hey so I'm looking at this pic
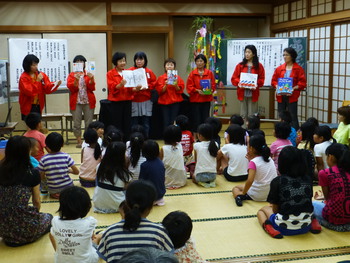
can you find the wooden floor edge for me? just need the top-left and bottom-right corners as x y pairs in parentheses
(210, 246), (350, 263)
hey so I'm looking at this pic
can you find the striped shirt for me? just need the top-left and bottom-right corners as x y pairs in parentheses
(38, 152), (74, 193)
(97, 219), (174, 262)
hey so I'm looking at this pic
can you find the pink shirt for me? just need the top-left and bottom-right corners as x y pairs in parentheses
(319, 166), (350, 225)
(270, 139), (293, 172)
(24, 129), (46, 161)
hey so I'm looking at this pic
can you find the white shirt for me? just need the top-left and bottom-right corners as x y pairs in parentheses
(314, 140), (332, 169)
(51, 216), (99, 263)
(162, 143), (187, 188)
(194, 141), (217, 175)
(221, 143), (248, 176)
(247, 156), (277, 201)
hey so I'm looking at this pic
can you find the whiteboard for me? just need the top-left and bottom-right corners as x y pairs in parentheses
(226, 39), (288, 86)
(8, 38), (69, 91)
(216, 37), (308, 86)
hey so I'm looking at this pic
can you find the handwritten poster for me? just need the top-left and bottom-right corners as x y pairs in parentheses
(8, 38), (69, 91)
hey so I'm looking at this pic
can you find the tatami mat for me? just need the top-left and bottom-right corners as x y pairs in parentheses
(1, 123), (350, 263)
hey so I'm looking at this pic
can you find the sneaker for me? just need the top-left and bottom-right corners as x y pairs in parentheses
(263, 222), (283, 239)
(235, 196), (243, 207)
(310, 218), (322, 234)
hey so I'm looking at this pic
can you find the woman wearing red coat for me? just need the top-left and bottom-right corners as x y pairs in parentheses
(156, 58), (185, 133)
(129, 52), (157, 138)
(271, 47), (306, 130)
(231, 45), (265, 120)
(19, 54), (61, 120)
(186, 54), (216, 136)
(106, 52), (133, 140)
(67, 55), (96, 147)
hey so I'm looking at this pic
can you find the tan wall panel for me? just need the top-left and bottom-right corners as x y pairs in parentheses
(0, 2), (106, 26)
(112, 15), (169, 27)
(111, 3), (272, 14)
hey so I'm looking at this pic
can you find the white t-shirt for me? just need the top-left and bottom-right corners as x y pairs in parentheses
(162, 143), (187, 188)
(221, 143), (248, 176)
(51, 216), (99, 263)
(126, 142), (146, 181)
(194, 141), (217, 175)
(247, 156), (277, 201)
(314, 140), (332, 169)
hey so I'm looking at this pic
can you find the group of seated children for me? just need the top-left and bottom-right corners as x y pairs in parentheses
(50, 180), (208, 263)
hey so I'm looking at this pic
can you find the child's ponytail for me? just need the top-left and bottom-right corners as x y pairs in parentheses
(83, 128), (101, 160)
(130, 132), (144, 168)
(338, 148), (350, 173)
(94, 143), (102, 160)
(197, 123), (218, 157)
(123, 180), (156, 232)
(249, 134), (270, 162)
(208, 139), (218, 157)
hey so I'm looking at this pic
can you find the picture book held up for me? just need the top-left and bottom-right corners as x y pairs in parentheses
(200, 79), (212, 95)
(167, 70), (178, 85)
(277, 77), (293, 95)
(239, 72), (258, 89)
(123, 68), (148, 89)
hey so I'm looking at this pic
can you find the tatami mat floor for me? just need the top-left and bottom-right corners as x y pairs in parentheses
(1, 123), (350, 262)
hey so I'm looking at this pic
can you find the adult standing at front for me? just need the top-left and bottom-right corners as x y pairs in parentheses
(0, 136), (52, 247)
(107, 52), (133, 140)
(231, 45), (265, 119)
(156, 58), (185, 133)
(129, 52), (157, 138)
(19, 54), (61, 120)
(186, 54), (216, 138)
(67, 55), (96, 148)
(271, 47), (306, 130)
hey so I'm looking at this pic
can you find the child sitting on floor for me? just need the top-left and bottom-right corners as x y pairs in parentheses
(232, 134), (277, 206)
(79, 128), (102, 187)
(217, 124), (248, 182)
(270, 122), (292, 173)
(139, 140), (167, 206)
(28, 137), (40, 168)
(162, 211), (208, 263)
(50, 186), (100, 263)
(257, 146), (321, 239)
(193, 123), (219, 188)
(24, 112), (48, 161)
(38, 132), (79, 199)
(333, 106), (350, 146)
(313, 125), (336, 172)
(313, 143), (350, 231)
(279, 110), (297, 147)
(160, 125), (187, 189)
(126, 132), (146, 181)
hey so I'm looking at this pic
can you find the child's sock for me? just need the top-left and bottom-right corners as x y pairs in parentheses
(310, 218), (322, 234)
(263, 220), (283, 239)
(235, 195), (243, 207)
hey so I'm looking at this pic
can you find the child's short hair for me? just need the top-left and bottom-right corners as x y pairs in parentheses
(175, 115), (190, 131)
(230, 114), (244, 126)
(274, 122), (291, 140)
(142, 140), (159, 160)
(337, 106), (350, 125)
(226, 124), (245, 145)
(162, 211), (192, 249)
(88, 121), (105, 130)
(247, 115), (260, 130)
(163, 125), (182, 145)
(58, 186), (91, 220)
(45, 132), (64, 152)
(279, 110), (292, 124)
(25, 112), (42, 130)
(205, 116), (222, 136)
(314, 125), (335, 142)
